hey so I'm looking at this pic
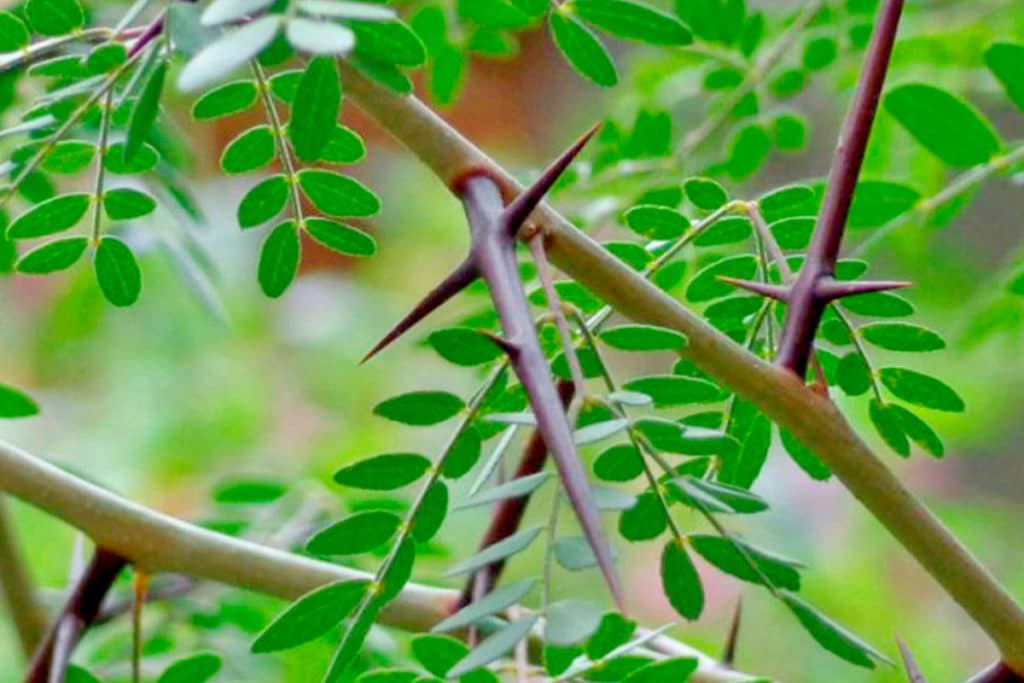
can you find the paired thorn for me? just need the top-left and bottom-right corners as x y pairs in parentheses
(896, 637), (927, 683)
(721, 598), (743, 667)
(721, 276), (910, 305)
(361, 259), (478, 364)
(501, 123), (601, 237)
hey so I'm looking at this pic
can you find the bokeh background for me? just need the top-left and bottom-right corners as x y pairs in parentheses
(3, 0), (1024, 680)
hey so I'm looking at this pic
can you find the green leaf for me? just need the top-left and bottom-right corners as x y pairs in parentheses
(661, 540), (703, 620)
(684, 177), (728, 210)
(321, 125), (366, 164)
(297, 0), (395, 20)
(178, 16), (282, 92)
(325, 600), (380, 681)
(258, 220), (300, 298)
(8, 194), (91, 239)
(95, 236), (142, 307)
(351, 21), (426, 67)
(574, 418), (628, 445)
(374, 390), (464, 425)
(88, 41), (127, 74)
(770, 216), (814, 249)
(554, 535), (608, 571)
(779, 427), (831, 480)
(985, 42), (1024, 113)
(885, 83), (1001, 167)
(569, 0), (692, 46)
(848, 181), (919, 229)
(220, 125), (276, 174)
(0, 384), (39, 418)
(600, 324), (687, 352)
(727, 124), (772, 179)
(380, 536), (416, 601)
(16, 237), (88, 274)
(290, 56), (341, 162)
(859, 322), (944, 352)
(251, 580), (367, 653)
(125, 61), (167, 163)
(431, 578), (536, 634)
(444, 526), (542, 577)
(622, 375), (719, 407)
(307, 510), (401, 555)
(442, 427), (481, 479)
(286, 18), (356, 55)
(428, 327), (504, 366)
(104, 142), (160, 174)
(298, 169), (380, 217)
(212, 479), (286, 504)
(618, 491), (666, 541)
(758, 184), (815, 222)
(450, 614), (539, 677)
(304, 218), (376, 257)
(585, 612), (636, 660)
(624, 658), (699, 683)
(890, 404), (944, 458)
(238, 175), (289, 228)
(803, 35), (837, 70)
(869, 399), (909, 457)
(686, 255), (757, 302)
(26, 0), (85, 36)
(356, 671), (417, 683)
(103, 188), (157, 220)
(457, 0), (532, 29)
(689, 534), (802, 591)
(65, 666), (101, 683)
(334, 453), (432, 490)
(549, 11), (617, 87)
(412, 635), (471, 677)
(269, 69), (303, 104)
(41, 141), (96, 174)
(192, 80), (259, 120)
(841, 291), (914, 317)
(593, 444), (643, 482)
(459, 473), (550, 511)
(0, 12), (29, 52)
(545, 599), (603, 647)
(623, 205), (689, 240)
(879, 368), (964, 413)
(413, 480), (448, 542)
(157, 653), (222, 683)
(782, 593), (884, 668)
(671, 476), (769, 514)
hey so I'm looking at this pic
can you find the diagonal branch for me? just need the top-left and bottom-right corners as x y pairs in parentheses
(335, 44), (1024, 673)
(774, 0), (905, 375)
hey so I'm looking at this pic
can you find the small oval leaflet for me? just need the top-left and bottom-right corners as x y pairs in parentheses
(0, 383), (39, 418)
(298, 169), (381, 218)
(334, 452), (431, 490)
(156, 652), (222, 683)
(600, 324), (687, 352)
(103, 188), (157, 221)
(304, 218), (376, 257)
(16, 237), (88, 274)
(661, 541), (703, 620)
(448, 614), (539, 678)
(548, 10), (617, 87)
(307, 509), (402, 555)
(95, 236), (142, 307)
(286, 17), (356, 55)
(444, 526), (542, 577)
(431, 577), (536, 634)
(374, 390), (464, 426)
(238, 175), (289, 228)
(221, 125), (276, 175)
(257, 220), (300, 298)
(8, 193), (91, 239)
(251, 580), (368, 653)
(192, 80), (259, 120)
(456, 471), (550, 510)
(178, 16), (282, 92)
(290, 56), (341, 162)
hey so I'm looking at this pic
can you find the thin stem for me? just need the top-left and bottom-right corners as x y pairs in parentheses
(251, 61), (304, 224)
(530, 235), (586, 397)
(541, 489), (562, 613)
(832, 305), (885, 402)
(0, 498), (47, 658)
(131, 571), (147, 683)
(91, 89), (114, 245)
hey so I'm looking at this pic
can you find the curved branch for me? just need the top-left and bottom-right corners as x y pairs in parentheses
(0, 440), (749, 683)
(337, 57), (1024, 674)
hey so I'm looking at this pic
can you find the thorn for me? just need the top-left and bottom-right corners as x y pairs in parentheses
(717, 276), (791, 301)
(361, 259), (479, 364)
(722, 598), (743, 667)
(477, 331), (521, 357)
(815, 277), (911, 302)
(502, 123), (601, 236)
(896, 637), (928, 683)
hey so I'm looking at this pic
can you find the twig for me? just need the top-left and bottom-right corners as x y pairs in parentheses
(774, 0), (907, 376)
(0, 498), (47, 658)
(25, 548), (128, 683)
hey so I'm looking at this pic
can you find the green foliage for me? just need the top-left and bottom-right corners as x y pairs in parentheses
(252, 580), (367, 653)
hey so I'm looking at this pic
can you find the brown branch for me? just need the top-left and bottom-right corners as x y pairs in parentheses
(774, 0), (905, 375)
(25, 548), (127, 683)
(456, 380), (575, 610)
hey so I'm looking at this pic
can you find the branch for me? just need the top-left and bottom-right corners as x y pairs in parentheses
(0, 441), (748, 683)
(25, 548), (127, 683)
(0, 498), (48, 658)
(336, 41), (1024, 674)
(775, 0), (905, 375)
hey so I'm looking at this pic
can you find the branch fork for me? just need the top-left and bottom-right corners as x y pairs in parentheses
(361, 126), (624, 609)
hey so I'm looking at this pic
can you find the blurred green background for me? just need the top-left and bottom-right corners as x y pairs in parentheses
(4, 0), (1024, 681)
